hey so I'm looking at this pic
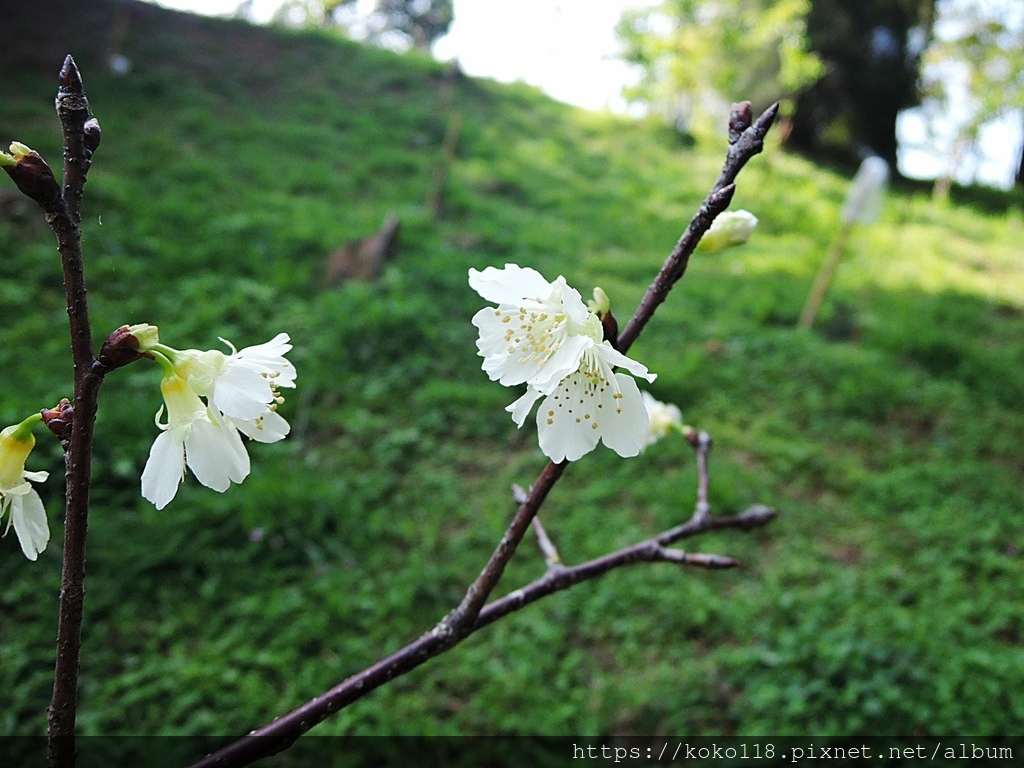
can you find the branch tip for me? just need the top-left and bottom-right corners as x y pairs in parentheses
(756, 101), (781, 134)
(711, 183), (735, 209)
(740, 504), (778, 528)
(59, 55), (83, 96)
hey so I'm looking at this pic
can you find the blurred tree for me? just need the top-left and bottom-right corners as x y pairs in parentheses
(915, 0), (1023, 195)
(616, 0), (823, 137)
(275, 0), (453, 51)
(786, 0), (938, 168)
(1018, 132), (1024, 185)
(617, 0), (940, 167)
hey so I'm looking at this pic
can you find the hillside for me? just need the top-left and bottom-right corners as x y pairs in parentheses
(2, 0), (1024, 743)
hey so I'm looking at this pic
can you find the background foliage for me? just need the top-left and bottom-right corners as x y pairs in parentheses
(617, 0), (822, 134)
(1, 0), (1023, 740)
(916, 0), (1024, 194)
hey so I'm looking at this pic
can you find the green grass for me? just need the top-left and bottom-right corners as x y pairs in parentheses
(2, 0), (1023, 741)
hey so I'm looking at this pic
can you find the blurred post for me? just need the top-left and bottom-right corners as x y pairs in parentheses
(797, 155), (888, 330)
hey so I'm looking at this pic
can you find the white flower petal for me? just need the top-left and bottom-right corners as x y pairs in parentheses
(212, 363), (278, 421)
(471, 307), (515, 358)
(3, 479), (33, 496)
(141, 429), (186, 510)
(505, 387), (543, 428)
(468, 264), (553, 305)
(231, 409), (290, 443)
(184, 414), (250, 492)
(597, 373), (651, 458)
(596, 343), (657, 383)
(232, 333), (296, 388)
(525, 333), (595, 394)
(11, 490), (49, 561)
(234, 331), (292, 359)
(549, 277), (592, 326)
(536, 371), (604, 462)
(533, 353), (653, 462)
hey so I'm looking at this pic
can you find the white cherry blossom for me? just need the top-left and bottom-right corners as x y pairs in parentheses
(507, 339), (657, 463)
(469, 264), (602, 395)
(141, 372), (251, 510)
(172, 333), (295, 429)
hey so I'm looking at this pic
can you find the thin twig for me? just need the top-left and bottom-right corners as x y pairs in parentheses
(693, 430), (712, 522)
(186, 102), (778, 768)
(617, 102), (778, 355)
(46, 55), (104, 768)
(474, 431), (776, 630)
(516, 483), (565, 569)
(442, 460), (567, 634)
(474, 504), (776, 631)
(532, 518), (563, 569)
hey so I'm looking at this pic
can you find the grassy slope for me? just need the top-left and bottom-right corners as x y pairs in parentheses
(2, 0), (1023, 738)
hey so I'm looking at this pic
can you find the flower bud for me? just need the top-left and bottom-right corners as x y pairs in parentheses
(0, 142), (61, 207)
(729, 101), (754, 144)
(83, 118), (102, 155)
(696, 210), (759, 253)
(41, 399), (74, 445)
(682, 425), (699, 448)
(588, 287), (610, 316)
(97, 323), (159, 370)
(640, 391), (683, 448)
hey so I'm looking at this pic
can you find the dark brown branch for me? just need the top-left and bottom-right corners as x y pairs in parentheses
(440, 102), (778, 633)
(186, 103), (777, 768)
(442, 460), (567, 635)
(473, 504), (776, 631)
(186, 499), (776, 768)
(713, 101), (778, 195)
(47, 55), (105, 768)
(617, 102), (778, 355)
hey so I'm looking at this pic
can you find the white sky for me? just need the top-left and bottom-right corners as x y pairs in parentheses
(147, 0), (1022, 188)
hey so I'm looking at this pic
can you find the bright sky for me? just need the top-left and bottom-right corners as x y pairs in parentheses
(147, 0), (1021, 188)
(149, 0), (652, 111)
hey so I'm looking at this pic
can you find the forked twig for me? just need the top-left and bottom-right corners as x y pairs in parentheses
(475, 504), (777, 631)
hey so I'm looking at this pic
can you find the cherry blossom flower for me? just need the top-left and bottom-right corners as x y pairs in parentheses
(0, 415), (49, 560)
(640, 391), (684, 448)
(469, 264), (603, 395)
(506, 339), (657, 463)
(150, 333), (295, 443)
(141, 371), (251, 510)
